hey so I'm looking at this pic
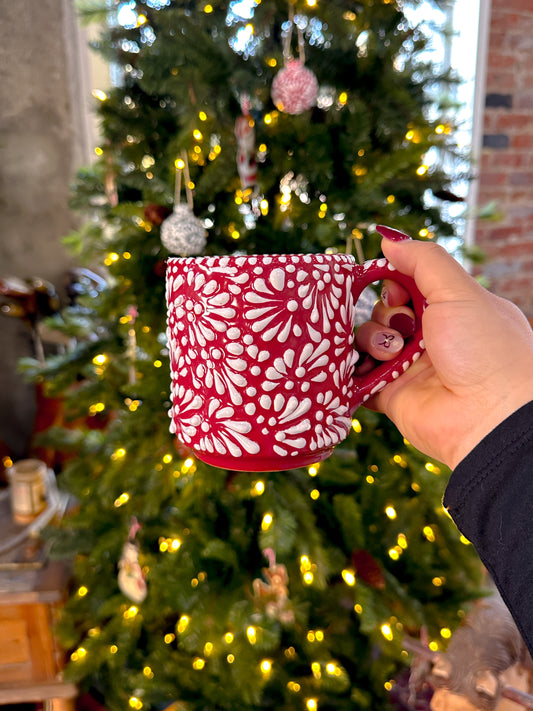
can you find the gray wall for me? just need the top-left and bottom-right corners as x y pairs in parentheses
(0, 0), (92, 459)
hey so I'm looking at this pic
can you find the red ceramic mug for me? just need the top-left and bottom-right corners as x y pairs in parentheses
(166, 248), (425, 472)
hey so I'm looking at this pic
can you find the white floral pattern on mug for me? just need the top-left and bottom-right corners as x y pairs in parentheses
(169, 271), (236, 347)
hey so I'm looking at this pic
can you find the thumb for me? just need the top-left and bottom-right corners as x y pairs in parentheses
(381, 237), (484, 306)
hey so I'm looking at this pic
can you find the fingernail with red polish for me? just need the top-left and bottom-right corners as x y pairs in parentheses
(372, 331), (403, 354)
(376, 225), (411, 242)
(389, 313), (416, 337)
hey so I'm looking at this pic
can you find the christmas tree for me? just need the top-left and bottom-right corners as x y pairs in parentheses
(29, 1), (482, 709)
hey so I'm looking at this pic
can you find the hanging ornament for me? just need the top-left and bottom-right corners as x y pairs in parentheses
(161, 204), (207, 256)
(272, 59), (318, 115)
(104, 147), (118, 208)
(118, 517), (148, 604)
(271, 6), (318, 115)
(144, 203), (172, 226)
(153, 259), (167, 278)
(174, 436), (194, 460)
(235, 95), (258, 189)
(252, 548), (295, 624)
(126, 305), (138, 386)
(160, 151), (207, 256)
(351, 549), (386, 589)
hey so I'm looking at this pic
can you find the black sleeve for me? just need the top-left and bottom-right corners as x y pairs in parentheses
(443, 400), (533, 656)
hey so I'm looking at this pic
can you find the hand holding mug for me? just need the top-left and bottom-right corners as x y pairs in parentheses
(360, 230), (533, 469)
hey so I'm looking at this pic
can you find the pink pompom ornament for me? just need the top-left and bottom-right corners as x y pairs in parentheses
(271, 59), (318, 115)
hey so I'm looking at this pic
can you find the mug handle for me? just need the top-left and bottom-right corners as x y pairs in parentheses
(349, 257), (427, 409)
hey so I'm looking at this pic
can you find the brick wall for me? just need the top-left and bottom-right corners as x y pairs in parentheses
(475, 0), (533, 318)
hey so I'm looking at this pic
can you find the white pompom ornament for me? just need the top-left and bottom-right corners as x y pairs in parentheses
(161, 204), (207, 256)
(271, 59), (318, 115)
(162, 150), (207, 256)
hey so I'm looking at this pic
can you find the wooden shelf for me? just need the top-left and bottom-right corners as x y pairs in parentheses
(0, 680), (77, 704)
(0, 479), (76, 708)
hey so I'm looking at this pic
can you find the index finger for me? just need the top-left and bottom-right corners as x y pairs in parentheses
(381, 238), (486, 305)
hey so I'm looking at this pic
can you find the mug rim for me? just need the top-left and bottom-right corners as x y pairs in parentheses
(166, 252), (356, 264)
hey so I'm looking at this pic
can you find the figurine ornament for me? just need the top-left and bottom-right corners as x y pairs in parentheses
(118, 517), (148, 604)
(252, 548), (295, 624)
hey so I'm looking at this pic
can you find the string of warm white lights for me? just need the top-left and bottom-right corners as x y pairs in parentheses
(64, 401), (468, 711)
